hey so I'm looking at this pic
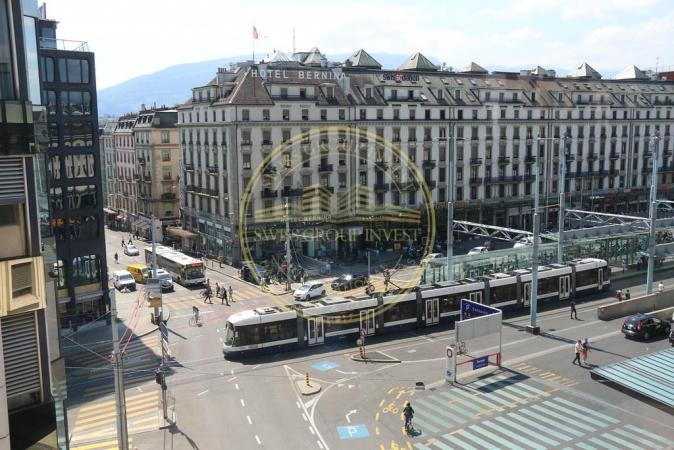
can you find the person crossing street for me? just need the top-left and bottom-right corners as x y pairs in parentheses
(403, 401), (415, 434)
(572, 339), (583, 366)
(570, 299), (578, 320)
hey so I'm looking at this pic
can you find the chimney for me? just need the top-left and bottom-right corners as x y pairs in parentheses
(140, 103), (146, 111)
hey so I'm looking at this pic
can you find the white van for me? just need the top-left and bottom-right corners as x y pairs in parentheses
(112, 270), (136, 291)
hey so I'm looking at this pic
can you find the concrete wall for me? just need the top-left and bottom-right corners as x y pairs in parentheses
(597, 289), (674, 320)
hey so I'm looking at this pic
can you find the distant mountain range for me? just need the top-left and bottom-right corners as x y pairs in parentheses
(96, 53), (567, 116)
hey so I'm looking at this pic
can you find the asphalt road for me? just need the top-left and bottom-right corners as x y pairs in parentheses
(67, 228), (674, 450)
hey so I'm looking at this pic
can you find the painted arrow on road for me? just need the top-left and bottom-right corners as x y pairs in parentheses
(345, 409), (357, 423)
(336, 369), (358, 375)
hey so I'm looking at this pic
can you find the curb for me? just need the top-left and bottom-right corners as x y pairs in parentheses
(350, 355), (401, 364)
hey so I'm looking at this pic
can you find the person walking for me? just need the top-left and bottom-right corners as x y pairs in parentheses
(114, 252), (119, 264)
(203, 283), (212, 304)
(581, 338), (590, 364)
(615, 289), (622, 302)
(121, 239), (125, 248)
(228, 285), (234, 303)
(625, 289), (631, 300)
(658, 281), (665, 294)
(570, 299), (578, 320)
(215, 282), (221, 298)
(221, 287), (229, 306)
(402, 401), (415, 434)
(572, 339), (583, 366)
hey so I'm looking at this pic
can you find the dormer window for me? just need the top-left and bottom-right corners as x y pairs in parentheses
(326, 86), (334, 98)
(408, 90), (414, 100)
(280, 88), (288, 99)
(365, 87), (372, 99)
(300, 88), (306, 99)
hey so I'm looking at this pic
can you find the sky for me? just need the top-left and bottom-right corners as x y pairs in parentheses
(44, 0), (674, 89)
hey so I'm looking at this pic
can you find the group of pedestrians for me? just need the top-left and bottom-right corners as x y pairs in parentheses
(615, 289), (631, 301)
(572, 338), (591, 366)
(203, 279), (234, 306)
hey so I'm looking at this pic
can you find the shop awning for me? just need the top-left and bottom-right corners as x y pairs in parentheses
(103, 208), (116, 215)
(167, 227), (198, 238)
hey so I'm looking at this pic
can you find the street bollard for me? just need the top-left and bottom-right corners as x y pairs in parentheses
(359, 346), (365, 359)
(305, 372), (310, 386)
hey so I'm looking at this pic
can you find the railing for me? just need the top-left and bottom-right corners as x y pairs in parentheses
(39, 37), (89, 52)
(281, 187), (304, 197)
(470, 158), (483, 165)
(374, 183), (389, 192)
(422, 160), (436, 168)
(207, 165), (218, 174)
(498, 156), (510, 164)
(161, 193), (176, 201)
(318, 164), (334, 172)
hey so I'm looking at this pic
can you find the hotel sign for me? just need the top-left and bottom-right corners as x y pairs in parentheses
(379, 71), (419, 83)
(251, 69), (345, 81)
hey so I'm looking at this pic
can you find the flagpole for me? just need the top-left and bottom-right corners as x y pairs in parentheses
(252, 25), (255, 63)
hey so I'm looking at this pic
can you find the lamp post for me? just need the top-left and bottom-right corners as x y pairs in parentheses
(646, 132), (660, 294)
(558, 133), (571, 263)
(445, 135), (465, 282)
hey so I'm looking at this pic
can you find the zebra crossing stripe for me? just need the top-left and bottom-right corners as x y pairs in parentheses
(481, 420), (547, 450)
(409, 414), (441, 434)
(433, 396), (476, 421)
(450, 428), (499, 450)
(493, 416), (559, 448)
(600, 431), (647, 449)
(468, 424), (525, 450)
(506, 411), (574, 442)
(611, 427), (660, 448)
(415, 398), (466, 425)
(587, 436), (623, 450)
(519, 407), (584, 436)
(624, 424), (672, 446)
(541, 400), (610, 429)
(410, 408), (444, 433)
(575, 443), (598, 450)
(551, 398), (620, 424)
(451, 388), (504, 412)
(440, 433), (478, 450)
(437, 392), (486, 413)
(413, 443), (433, 450)
(529, 404), (597, 433)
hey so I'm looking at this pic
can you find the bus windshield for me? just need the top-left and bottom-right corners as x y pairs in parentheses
(184, 265), (204, 280)
(224, 322), (235, 346)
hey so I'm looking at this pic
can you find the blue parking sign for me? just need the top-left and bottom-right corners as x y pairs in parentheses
(337, 425), (369, 439)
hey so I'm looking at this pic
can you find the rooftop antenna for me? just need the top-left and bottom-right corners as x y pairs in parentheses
(655, 56), (659, 75)
(292, 28), (296, 54)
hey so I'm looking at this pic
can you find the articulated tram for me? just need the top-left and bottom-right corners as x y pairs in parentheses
(222, 258), (609, 358)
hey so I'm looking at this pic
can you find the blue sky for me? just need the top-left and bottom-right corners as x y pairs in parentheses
(46, 0), (673, 88)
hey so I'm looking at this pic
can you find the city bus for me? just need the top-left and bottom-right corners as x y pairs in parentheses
(145, 244), (205, 286)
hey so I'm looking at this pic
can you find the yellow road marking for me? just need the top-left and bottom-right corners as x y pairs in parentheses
(376, 426), (380, 435)
(376, 412), (380, 421)
(70, 439), (132, 450)
(450, 428), (464, 435)
(78, 391), (158, 413)
(379, 399), (385, 408)
(73, 405), (157, 433)
(387, 387), (395, 394)
(77, 397), (158, 422)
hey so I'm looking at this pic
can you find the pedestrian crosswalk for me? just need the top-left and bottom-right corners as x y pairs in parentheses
(412, 373), (672, 450)
(511, 361), (580, 387)
(65, 333), (160, 397)
(70, 438), (133, 450)
(68, 390), (159, 447)
(162, 285), (271, 311)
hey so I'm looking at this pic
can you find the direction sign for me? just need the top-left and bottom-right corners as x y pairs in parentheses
(472, 355), (489, 370)
(445, 345), (456, 383)
(460, 298), (500, 321)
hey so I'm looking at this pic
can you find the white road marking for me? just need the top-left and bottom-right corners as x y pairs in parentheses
(227, 376), (237, 382)
(295, 401), (302, 409)
(219, 337), (223, 343)
(173, 310), (215, 319)
(308, 426), (315, 435)
(408, 349), (417, 353)
(240, 398), (246, 407)
(247, 415), (252, 425)
(302, 413), (308, 421)
(317, 440), (324, 449)
(197, 389), (209, 396)
(230, 369), (234, 375)
(235, 384), (239, 390)
(255, 435), (261, 445)
(251, 364), (260, 370)
(136, 387), (143, 392)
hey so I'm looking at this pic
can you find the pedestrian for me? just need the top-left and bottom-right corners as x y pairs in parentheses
(572, 339), (583, 366)
(300, 275), (305, 285)
(581, 338), (590, 363)
(658, 282), (665, 294)
(128, 237), (133, 245)
(203, 282), (212, 304)
(221, 287), (229, 306)
(615, 289), (623, 302)
(625, 289), (631, 300)
(228, 285), (233, 302)
(570, 299), (578, 320)
(121, 239), (125, 248)
(114, 252), (119, 264)
(215, 282), (220, 298)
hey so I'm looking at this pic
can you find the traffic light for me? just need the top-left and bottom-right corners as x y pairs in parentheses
(155, 368), (166, 390)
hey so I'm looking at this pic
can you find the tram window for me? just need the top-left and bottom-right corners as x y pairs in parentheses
(575, 269), (595, 287)
(538, 278), (557, 294)
(326, 312), (360, 333)
(439, 296), (460, 314)
(260, 319), (296, 342)
(237, 325), (261, 346)
(490, 284), (517, 304)
(383, 301), (416, 323)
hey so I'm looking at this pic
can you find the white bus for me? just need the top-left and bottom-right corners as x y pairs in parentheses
(145, 245), (205, 286)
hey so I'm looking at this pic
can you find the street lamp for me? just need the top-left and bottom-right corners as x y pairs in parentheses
(558, 133), (572, 263)
(646, 132), (660, 294)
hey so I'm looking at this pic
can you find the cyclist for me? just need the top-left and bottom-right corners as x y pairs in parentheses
(403, 401), (414, 434)
(192, 306), (200, 324)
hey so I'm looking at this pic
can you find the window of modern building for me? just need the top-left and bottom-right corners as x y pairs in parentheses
(40, 56), (55, 83)
(65, 154), (95, 178)
(68, 215), (99, 241)
(48, 155), (61, 181)
(71, 255), (101, 286)
(61, 90), (92, 115)
(66, 185), (97, 211)
(63, 121), (94, 147)
(58, 58), (90, 84)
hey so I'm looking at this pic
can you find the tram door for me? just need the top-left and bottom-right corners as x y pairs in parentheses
(598, 269), (604, 290)
(523, 282), (532, 307)
(359, 309), (375, 336)
(425, 299), (439, 325)
(469, 291), (483, 304)
(559, 275), (571, 300)
(308, 317), (324, 345)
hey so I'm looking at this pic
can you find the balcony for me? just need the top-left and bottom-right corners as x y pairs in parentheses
(318, 163), (334, 173)
(498, 156), (510, 164)
(424, 180), (437, 189)
(281, 187), (304, 197)
(184, 163), (194, 171)
(660, 165), (674, 173)
(207, 165), (219, 174)
(469, 177), (483, 184)
(470, 157), (483, 165)
(261, 189), (278, 199)
(261, 140), (273, 150)
(422, 160), (436, 169)
(374, 161), (389, 170)
(39, 37), (89, 52)
(138, 157), (146, 165)
(609, 152), (620, 160)
(374, 183), (389, 192)
(263, 166), (277, 175)
(524, 154), (535, 163)
(161, 192), (176, 201)
(587, 153), (598, 161)
(401, 181), (419, 191)
(207, 188), (219, 197)
(521, 174), (535, 181)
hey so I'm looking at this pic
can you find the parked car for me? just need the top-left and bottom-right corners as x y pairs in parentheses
(124, 244), (140, 256)
(112, 270), (136, 291)
(293, 283), (326, 301)
(421, 253), (444, 265)
(331, 273), (368, 291)
(155, 269), (174, 292)
(669, 327), (674, 345)
(621, 314), (671, 340)
(467, 246), (489, 256)
(127, 264), (149, 283)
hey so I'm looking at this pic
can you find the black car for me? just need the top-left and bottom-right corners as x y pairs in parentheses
(621, 314), (671, 340)
(331, 273), (368, 291)
(669, 327), (674, 345)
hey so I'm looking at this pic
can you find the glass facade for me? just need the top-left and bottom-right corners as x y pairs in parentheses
(0, 0), (13, 99)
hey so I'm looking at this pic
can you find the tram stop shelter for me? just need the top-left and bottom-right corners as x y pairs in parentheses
(590, 347), (674, 410)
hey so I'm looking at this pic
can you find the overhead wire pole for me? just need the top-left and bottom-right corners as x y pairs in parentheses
(646, 132), (660, 294)
(558, 133), (571, 263)
(446, 133), (458, 282)
(285, 198), (292, 291)
(110, 287), (129, 450)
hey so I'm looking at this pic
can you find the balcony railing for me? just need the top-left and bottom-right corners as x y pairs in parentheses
(422, 160), (436, 168)
(39, 37), (89, 52)
(470, 158), (483, 165)
(498, 156), (510, 164)
(281, 187), (304, 197)
(261, 189), (277, 199)
(207, 165), (219, 174)
(318, 164), (334, 173)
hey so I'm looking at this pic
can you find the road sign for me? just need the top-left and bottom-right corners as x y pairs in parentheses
(472, 355), (489, 370)
(460, 298), (500, 320)
(445, 345), (456, 383)
(148, 298), (161, 308)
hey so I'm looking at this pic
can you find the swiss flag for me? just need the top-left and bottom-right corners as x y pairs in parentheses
(252, 26), (259, 39)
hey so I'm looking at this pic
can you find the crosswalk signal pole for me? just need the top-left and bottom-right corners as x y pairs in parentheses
(111, 288), (129, 450)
